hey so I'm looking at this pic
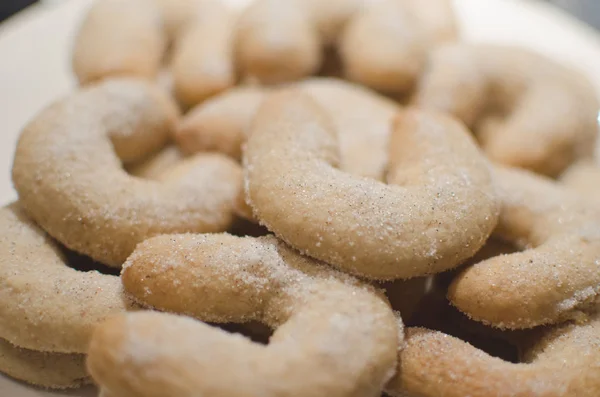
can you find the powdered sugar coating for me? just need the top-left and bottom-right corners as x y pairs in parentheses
(177, 78), (400, 181)
(12, 79), (242, 267)
(244, 90), (498, 279)
(388, 313), (600, 397)
(415, 44), (599, 176)
(301, 78), (398, 180)
(0, 204), (131, 353)
(449, 166), (600, 328)
(88, 233), (398, 397)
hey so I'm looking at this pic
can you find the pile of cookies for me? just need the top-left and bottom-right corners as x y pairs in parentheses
(1, 0), (599, 396)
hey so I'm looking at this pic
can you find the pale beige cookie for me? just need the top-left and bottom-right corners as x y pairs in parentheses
(126, 145), (185, 179)
(559, 160), (600, 200)
(12, 79), (242, 267)
(170, 1), (237, 109)
(235, 0), (321, 84)
(388, 313), (600, 397)
(234, 0), (362, 84)
(89, 234), (398, 397)
(175, 87), (267, 160)
(153, 0), (204, 42)
(72, 0), (167, 84)
(403, 0), (458, 44)
(415, 44), (599, 176)
(0, 338), (90, 389)
(127, 145), (251, 221)
(449, 166), (600, 328)
(340, 0), (427, 93)
(300, 78), (399, 180)
(99, 389), (119, 397)
(304, 0), (364, 45)
(177, 78), (399, 179)
(244, 90), (498, 279)
(0, 204), (131, 353)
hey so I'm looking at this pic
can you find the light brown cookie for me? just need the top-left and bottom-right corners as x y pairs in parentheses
(415, 44), (599, 176)
(449, 166), (600, 328)
(389, 313), (600, 397)
(12, 79), (242, 267)
(72, 0), (166, 84)
(170, 1), (237, 108)
(89, 234), (398, 397)
(0, 338), (90, 389)
(0, 203), (130, 353)
(176, 78), (399, 179)
(244, 90), (498, 279)
(560, 160), (600, 200)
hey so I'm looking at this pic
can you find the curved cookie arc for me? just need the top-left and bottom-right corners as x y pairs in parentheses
(415, 44), (599, 176)
(12, 78), (242, 267)
(449, 166), (600, 328)
(0, 203), (130, 353)
(244, 90), (498, 279)
(90, 233), (398, 397)
(389, 314), (600, 397)
(0, 338), (90, 389)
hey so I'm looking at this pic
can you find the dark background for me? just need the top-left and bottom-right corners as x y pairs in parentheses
(0, 0), (38, 22)
(0, 0), (599, 28)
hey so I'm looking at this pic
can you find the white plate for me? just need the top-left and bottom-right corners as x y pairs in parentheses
(0, 0), (599, 396)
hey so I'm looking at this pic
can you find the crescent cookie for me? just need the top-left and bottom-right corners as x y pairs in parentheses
(234, 0), (362, 84)
(72, 0), (166, 84)
(340, 0), (457, 94)
(0, 338), (90, 389)
(12, 79), (242, 267)
(449, 166), (600, 329)
(244, 90), (498, 279)
(88, 233), (399, 397)
(176, 78), (400, 180)
(0, 203), (131, 353)
(389, 313), (600, 397)
(415, 44), (599, 176)
(170, 1), (237, 108)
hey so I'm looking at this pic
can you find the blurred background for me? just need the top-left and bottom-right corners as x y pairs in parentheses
(550, 0), (600, 28)
(1, 0), (600, 29)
